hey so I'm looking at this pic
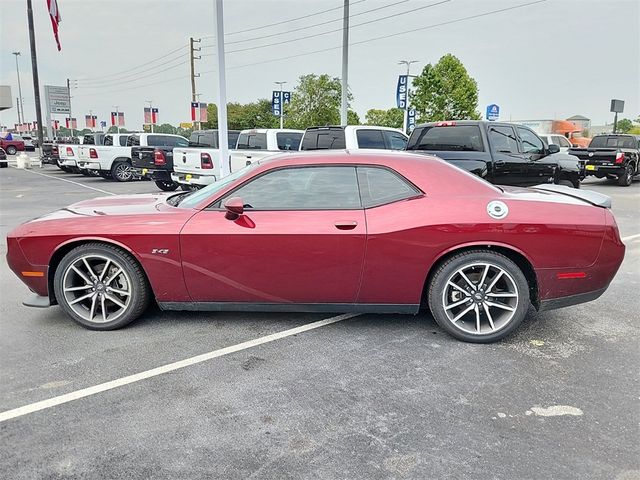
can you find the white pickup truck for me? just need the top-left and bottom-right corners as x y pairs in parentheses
(59, 133), (105, 174)
(77, 133), (132, 180)
(171, 129), (240, 190)
(299, 125), (408, 151)
(230, 128), (304, 172)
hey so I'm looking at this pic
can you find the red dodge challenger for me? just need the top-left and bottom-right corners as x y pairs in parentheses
(6, 151), (625, 342)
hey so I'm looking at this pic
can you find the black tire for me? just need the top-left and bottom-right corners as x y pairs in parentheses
(180, 184), (200, 191)
(111, 160), (133, 182)
(61, 166), (72, 173)
(6, 146), (17, 155)
(98, 171), (112, 179)
(155, 180), (179, 191)
(79, 169), (91, 176)
(53, 243), (151, 330)
(618, 163), (634, 186)
(56, 159), (65, 171)
(427, 250), (530, 343)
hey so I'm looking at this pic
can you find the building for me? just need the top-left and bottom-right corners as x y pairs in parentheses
(566, 115), (591, 132)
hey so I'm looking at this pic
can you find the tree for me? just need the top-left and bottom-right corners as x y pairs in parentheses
(287, 74), (353, 128)
(106, 126), (131, 134)
(615, 118), (633, 134)
(203, 100), (279, 130)
(411, 54), (481, 122)
(365, 108), (404, 128)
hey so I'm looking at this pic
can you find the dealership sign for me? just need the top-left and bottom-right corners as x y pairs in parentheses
(44, 85), (71, 114)
(272, 90), (291, 116)
(396, 75), (408, 109)
(486, 104), (500, 121)
(408, 108), (416, 132)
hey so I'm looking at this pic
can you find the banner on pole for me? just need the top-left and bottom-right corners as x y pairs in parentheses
(191, 102), (207, 122)
(396, 75), (408, 109)
(65, 117), (77, 129)
(408, 108), (416, 132)
(144, 108), (152, 124)
(152, 108), (158, 124)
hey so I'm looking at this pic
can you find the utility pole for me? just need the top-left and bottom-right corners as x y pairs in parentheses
(214, 0), (230, 177)
(398, 60), (418, 134)
(12, 52), (24, 126)
(275, 81), (286, 129)
(146, 100), (154, 133)
(66, 78), (75, 137)
(340, 0), (349, 126)
(26, 0), (44, 150)
(112, 106), (119, 133)
(190, 37), (201, 130)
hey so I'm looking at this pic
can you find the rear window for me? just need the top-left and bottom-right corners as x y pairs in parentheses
(126, 135), (140, 146)
(589, 136), (636, 148)
(300, 129), (346, 150)
(104, 135), (113, 146)
(276, 132), (302, 150)
(83, 135), (95, 145)
(356, 129), (386, 149)
(407, 125), (484, 152)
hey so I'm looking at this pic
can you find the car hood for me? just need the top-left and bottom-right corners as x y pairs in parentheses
(28, 193), (180, 222)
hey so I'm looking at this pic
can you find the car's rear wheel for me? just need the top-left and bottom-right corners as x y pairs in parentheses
(428, 250), (530, 343)
(618, 164), (634, 186)
(180, 184), (200, 191)
(53, 243), (151, 330)
(155, 180), (179, 191)
(111, 160), (133, 182)
(6, 146), (17, 155)
(98, 171), (112, 179)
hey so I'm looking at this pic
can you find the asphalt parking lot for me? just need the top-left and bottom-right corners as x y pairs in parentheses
(1, 158), (639, 479)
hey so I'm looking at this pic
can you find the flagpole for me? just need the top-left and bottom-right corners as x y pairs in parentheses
(215, 0), (230, 177)
(26, 0), (44, 152)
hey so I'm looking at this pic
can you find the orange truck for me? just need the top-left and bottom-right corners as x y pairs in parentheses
(512, 120), (591, 147)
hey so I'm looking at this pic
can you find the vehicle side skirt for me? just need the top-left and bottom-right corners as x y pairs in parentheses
(158, 302), (420, 315)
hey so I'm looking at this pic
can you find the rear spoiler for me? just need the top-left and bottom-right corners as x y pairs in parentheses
(532, 184), (611, 208)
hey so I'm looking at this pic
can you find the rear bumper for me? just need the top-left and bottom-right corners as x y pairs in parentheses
(41, 156), (59, 164)
(584, 165), (625, 177)
(77, 161), (101, 170)
(538, 287), (606, 311)
(133, 167), (171, 181)
(62, 159), (77, 167)
(23, 294), (52, 308)
(171, 172), (217, 186)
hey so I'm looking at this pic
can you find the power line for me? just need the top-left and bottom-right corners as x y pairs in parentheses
(74, 58), (189, 88)
(220, 0), (451, 56)
(72, 74), (190, 98)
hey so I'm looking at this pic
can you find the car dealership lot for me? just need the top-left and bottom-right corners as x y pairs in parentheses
(1, 163), (638, 479)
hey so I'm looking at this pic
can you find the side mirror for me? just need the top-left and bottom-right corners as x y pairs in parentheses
(547, 144), (560, 154)
(224, 197), (244, 220)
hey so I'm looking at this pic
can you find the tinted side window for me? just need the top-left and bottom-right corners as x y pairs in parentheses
(357, 167), (420, 208)
(83, 135), (95, 145)
(300, 130), (346, 150)
(356, 130), (386, 149)
(126, 135), (140, 146)
(147, 135), (165, 146)
(384, 131), (408, 150)
(489, 126), (519, 154)
(203, 133), (216, 148)
(517, 127), (544, 154)
(276, 132), (302, 150)
(236, 133), (250, 149)
(248, 133), (267, 149)
(119, 136), (128, 146)
(103, 135), (113, 146)
(407, 126), (484, 151)
(228, 132), (240, 149)
(230, 166), (361, 210)
(175, 137), (189, 148)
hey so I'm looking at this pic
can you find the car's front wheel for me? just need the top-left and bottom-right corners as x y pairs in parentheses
(428, 250), (530, 343)
(6, 146), (17, 155)
(53, 243), (151, 330)
(111, 160), (133, 182)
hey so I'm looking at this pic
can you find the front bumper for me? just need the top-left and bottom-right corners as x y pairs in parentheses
(171, 172), (216, 186)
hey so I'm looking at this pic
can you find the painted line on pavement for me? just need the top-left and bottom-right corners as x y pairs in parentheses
(0, 313), (359, 423)
(621, 233), (640, 243)
(11, 166), (117, 196)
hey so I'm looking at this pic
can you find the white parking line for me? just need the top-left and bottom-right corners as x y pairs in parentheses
(13, 167), (117, 196)
(0, 313), (359, 423)
(622, 233), (640, 243)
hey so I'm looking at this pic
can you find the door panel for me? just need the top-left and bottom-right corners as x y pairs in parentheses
(180, 210), (366, 303)
(487, 125), (528, 185)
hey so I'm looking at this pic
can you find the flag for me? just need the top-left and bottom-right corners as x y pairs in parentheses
(47, 0), (62, 51)
(66, 117), (77, 129)
(151, 107), (158, 124)
(190, 102), (198, 122)
(144, 108), (152, 124)
(86, 115), (96, 128)
(53, 120), (60, 130)
(110, 112), (117, 126)
(118, 112), (125, 126)
(199, 103), (207, 122)
(111, 112), (124, 126)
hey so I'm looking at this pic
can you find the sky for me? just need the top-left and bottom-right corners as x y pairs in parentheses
(0, 0), (638, 131)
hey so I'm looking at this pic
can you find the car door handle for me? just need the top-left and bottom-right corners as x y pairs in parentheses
(335, 221), (358, 230)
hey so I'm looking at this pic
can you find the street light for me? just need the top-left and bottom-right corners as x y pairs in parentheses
(398, 60), (418, 133)
(274, 81), (287, 129)
(12, 52), (24, 125)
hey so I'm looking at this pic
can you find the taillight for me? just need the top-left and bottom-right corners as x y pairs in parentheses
(66, 147), (73, 156)
(52, 146), (58, 154)
(436, 121), (456, 127)
(615, 152), (624, 164)
(201, 152), (213, 169)
(89, 148), (98, 159)
(154, 149), (166, 166)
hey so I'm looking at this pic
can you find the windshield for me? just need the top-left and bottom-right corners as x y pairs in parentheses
(176, 163), (260, 209)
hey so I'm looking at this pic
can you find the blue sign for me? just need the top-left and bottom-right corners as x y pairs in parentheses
(408, 108), (416, 132)
(486, 104), (500, 121)
(272, 91), (281, 116)
(396, 75), (408, 109)
(282, 91), (291, 105)
(100, 121), (107, 128)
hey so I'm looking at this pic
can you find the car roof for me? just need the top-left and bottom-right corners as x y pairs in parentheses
(304, 125), (405, 133)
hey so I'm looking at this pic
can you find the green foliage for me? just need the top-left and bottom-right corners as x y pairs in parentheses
(412, 54), (481, 122)
(365, 108), (404, 128)
(287, 74), (352, 128)
(203, 100), (279, 130)
(106, 126), (131, 134)
(347, 110), (360, 125)
(628, 126), (640, 135)
(615, 118), (633, 134)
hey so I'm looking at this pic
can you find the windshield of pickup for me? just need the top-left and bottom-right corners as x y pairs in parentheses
(406, 125), (484, 151)
(174, 162), (261, 208)
(589, 135), (636, 148)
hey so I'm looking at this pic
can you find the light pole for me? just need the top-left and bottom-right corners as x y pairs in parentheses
(340, 0), (349, 126)
(274, 81), (286, 129)
(398, 60), (418, 133)
(12, 52), (24, 125)
(145, 100), (154, 133)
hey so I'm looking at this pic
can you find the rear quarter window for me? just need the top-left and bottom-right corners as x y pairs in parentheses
(276, 132), (302, 150)
(407, 125), (484, 152)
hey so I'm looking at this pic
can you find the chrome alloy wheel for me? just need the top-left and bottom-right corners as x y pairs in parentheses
(114, 162), (132, 181)
(61, 254), (132, 323)
(442, 262), (519, 335)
